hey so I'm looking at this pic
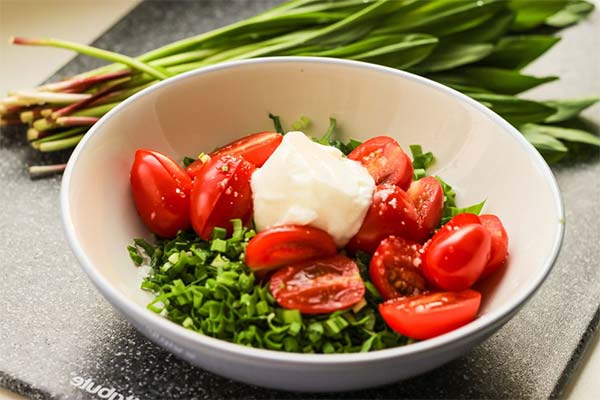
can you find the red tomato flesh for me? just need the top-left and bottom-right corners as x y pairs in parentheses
(347, 184), (419, 254)
(407, 176), (444, 242)
(245, 225), (337, 272)
(186, 158), (208, 181)
(270, 255), (365, 314)
(189, 154), (255, 240)
(212, 131), (282, 167)
(348, 136), (413, 190)
(186, 131), (281, 180)
(422, 214), (491, 291)
(379, 290), (482, 339)
(130, 149), (192, 238)
(370, 236), (427, 300)
(479, 214), (509, 279)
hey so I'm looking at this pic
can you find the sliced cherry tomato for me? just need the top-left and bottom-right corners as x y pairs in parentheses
(130, 149), (192, 238)
(479, 214), (509, 279)
(186, 157), (209, 181)
(245, 225), (337, 272)
(407, 176), (444, 241)
(379, 290), (481, 340)
(422, 214), (491, 291)
(190, 154), (255, 240)
(370, 236), (427, 300)
(347, 184), (419, 254)
(270, 255), (365, 314)
(444, 213), (481, 228)
(212, 131), (282, 167)
(348, 136), (413, 190)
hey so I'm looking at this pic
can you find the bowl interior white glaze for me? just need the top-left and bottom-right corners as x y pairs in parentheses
(62, 58), (563, 391)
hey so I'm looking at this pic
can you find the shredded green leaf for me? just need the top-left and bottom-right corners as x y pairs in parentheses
(435, 176), (486, 225)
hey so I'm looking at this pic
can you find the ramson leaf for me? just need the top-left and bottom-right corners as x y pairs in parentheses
(378, 0), (505, 37)
(481, 35), (560, 70)
(509, 0), (568, 31)
(545, 0), (595, 27)
(520, 123), (600, 147)
(467, 93), (557, 125)
(411, 43), (494, 73)
(444, 9), (515, 43)
(543, 97), (600, 123)
(433, 67), (558, 95)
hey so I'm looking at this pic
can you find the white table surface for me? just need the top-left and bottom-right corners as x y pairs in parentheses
(0, 1), (598, 399)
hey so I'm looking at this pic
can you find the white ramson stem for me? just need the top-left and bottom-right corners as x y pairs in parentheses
(28, 163), (67, 178)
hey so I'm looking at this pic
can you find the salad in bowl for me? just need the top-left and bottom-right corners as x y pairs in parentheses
(61, 57), (562, 391)
(127, 115), (509, 353)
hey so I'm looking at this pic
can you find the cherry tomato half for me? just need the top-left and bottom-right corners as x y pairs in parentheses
(130, 149), (192, 238)
(422, 214), (491, 291)
(270, 255), (365, 314)
(407, 176), (444, 242)
(348, 136), (413, 190)
(370, 236), (427, 300)
(379, 290), (482, 340)
(213, 131), (282, 166)
(186, 131), (281, 180)
(190, 154), (255, 240)
(245, 225), (337, 272)
(186, 158), (209, 181)
(479, 214), (509, 279)
(347, 184), (419, 254)
(445, 213), (481, 228)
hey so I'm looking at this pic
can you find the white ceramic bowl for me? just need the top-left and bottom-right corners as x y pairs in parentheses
(61, 57), (564, 392)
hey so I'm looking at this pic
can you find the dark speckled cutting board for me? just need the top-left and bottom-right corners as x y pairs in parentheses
(1, 1), (599, 399)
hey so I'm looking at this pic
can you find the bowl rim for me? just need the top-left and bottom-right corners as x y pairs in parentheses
(61, 56), (565, 364)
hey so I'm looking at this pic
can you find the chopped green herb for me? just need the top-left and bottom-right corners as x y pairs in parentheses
(441, 200), (487, 225)
(130, 220), (407, 353)
(269, 113), (284, 134)
(435, 176), (486, 225)
(292, 115), (311, 131)
(182, 156), (196, 167)
(127, 245), (143, 266)
(410, 144), (435, 180)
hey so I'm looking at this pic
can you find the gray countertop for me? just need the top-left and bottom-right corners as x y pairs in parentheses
(1, 1), (599, 399)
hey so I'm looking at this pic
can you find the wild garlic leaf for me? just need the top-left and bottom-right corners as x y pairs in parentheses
(521, 124), (600, 147)
(509, 0), (568, 31)
(543, 97), (600, 123)
(434, 67), (558, 95)
(411, 43), (494, 73)
(481, 35), (560, 70)
(444, 9), (515, 43)
(467, 93), (557, 125)
(380, 0), (504, 37)
(545, 0), (595, 27)
(350, 34), (439, 69)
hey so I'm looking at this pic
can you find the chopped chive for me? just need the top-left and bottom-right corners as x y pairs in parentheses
(256, 301), (270, 316)
(127, 245), (143, 266)
(182, 156), (196, 167)
(283, 336), (299, 352)
(211, 227), (227, 240)
(281, 309), (302, 325)
(269, 113), (284, 134)
(210, 238), (228, 253)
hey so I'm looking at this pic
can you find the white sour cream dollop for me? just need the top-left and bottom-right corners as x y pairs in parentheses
(251, 131), (375, 247)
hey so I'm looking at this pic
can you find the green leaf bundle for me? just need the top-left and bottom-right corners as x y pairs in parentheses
(1, 0), (598, 176)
